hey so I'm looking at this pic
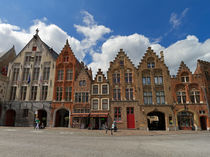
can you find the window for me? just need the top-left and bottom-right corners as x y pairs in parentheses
(102, 99), (108, 110)
(205, 71), (210, 81)
(147, 62), (155, 68)
(142, 77), (151, 85)
(102, 84), (108, 94)
(35, 55), (41, 64)
(97, 76), (102, 82)
(63, 56), (69, 62)
(113, 88), (121, 100)
(177, 91), (186, 104)
(41, 86), (48, 100)
(43, 67), (50, 81)
(65, 87), (72, 101)
(181, 73), (189, 83)
(114, 107), (121, 121)
(75, 92), (89, 102)
(113, 73), (120, 84)
(66, 69), (73, 80)
(156, 91), (165, 104)
(32, 46), (37, 51)
(56, 87), (63, 101)
(190, 90), (200, 103)
(31, 86), (37, 100)
(154, 76), (163, 85)
(92, 99), (98, 110)
(12, 68), (20, 81)
(10, 86), (17, 100)
(92, 85), (98, 94)
(22, 68), (30, 81)
(125, 72), (132, 83)
(23, 109), (29, 118)
(143, 92), (152, 104)
(79, 80), (86, 86)
(119, 60), (124, 66)
(125, 88), (133, 100)
(20, 86), (27, 100)
(33, 68), (40, 81)
(57, 70), (64, 80)
(25, 54), (31, 64)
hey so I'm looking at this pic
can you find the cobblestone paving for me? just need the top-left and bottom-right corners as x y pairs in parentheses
(0, 127), (209, 157)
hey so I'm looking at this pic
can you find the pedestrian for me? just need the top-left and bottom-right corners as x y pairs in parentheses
(111, 122), (115, 135)
(105, 122), (108, 134)
(35, 118), (40, 130)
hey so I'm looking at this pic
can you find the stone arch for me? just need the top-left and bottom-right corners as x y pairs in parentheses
(147, 111), (166, 130)
(53, 107), (71, 127)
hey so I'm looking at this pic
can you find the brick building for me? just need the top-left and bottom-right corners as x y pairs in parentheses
(171, 61), (210, 130)
(90, 69), (110, 129)
(2, 30), (58, 127)
(108, 49), (140, 129)
(72, 67), (92, 128)
(51, 40), (83, 127)
(137, 47), (174, 131)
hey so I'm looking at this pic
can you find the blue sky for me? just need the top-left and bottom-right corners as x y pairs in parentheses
(0, 0), (210, 75)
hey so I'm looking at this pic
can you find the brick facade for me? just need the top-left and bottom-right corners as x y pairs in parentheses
(51, 40), (82, 127)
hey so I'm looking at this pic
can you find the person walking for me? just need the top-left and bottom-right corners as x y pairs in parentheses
(35, 118), (40, 130)
(111, 122), (115, 135)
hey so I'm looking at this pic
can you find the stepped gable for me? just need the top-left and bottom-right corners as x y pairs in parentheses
(108, 48), (136, 72)
(0, 46), (16, 61)
(60, 39), (76, 58)
(197, 59), (210, 66)
(137, 47), (169, 72)
(176, 61), (192, 77)
(15, 31), (58, 60)
(94, 68), (107, 81)
(76, 66), (93, 82)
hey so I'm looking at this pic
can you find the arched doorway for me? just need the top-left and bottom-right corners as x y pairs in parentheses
(5, 109), (16, 126)
(177, 111), (194, 130)
(200, 116), (207, 130)
(55, 109), (69, 127)
(147, 111), (165, 130)
(37, 109), (47, 127)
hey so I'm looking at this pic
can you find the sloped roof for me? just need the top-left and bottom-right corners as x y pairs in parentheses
(176, 61), (192, 76)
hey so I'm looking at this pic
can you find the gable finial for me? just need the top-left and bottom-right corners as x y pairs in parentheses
(66, 39), (69, 45)
(36, 28), (39, 35)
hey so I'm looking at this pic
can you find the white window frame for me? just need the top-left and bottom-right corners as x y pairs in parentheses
(97, 75), (103, 82)
(92, 84), (99, 95)
(92, 98), (99, 110)
(101, 98), (109, 110)
(101, 83), (109, 95)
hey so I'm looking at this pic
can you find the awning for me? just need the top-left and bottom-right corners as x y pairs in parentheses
(90, 113), (109, 117)
(71, 113), (90, 117)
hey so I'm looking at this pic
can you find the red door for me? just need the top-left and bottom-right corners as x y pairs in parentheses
(127, 107), (135, 128)
(5, 109), (16, 126)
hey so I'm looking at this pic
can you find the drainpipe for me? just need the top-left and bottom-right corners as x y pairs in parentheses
(202, 86), (210, 130)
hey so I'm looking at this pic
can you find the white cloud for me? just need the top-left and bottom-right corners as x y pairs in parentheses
(0, 11), (210, 77)
(170, 8), (189, 29)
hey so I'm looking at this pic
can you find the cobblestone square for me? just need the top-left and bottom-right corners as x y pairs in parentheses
(0, 127), (210, 157)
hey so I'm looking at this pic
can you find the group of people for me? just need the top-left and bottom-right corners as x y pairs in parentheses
(34, 118), (45, 129)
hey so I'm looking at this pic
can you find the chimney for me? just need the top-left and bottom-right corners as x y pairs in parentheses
(160, 51), (164, 62)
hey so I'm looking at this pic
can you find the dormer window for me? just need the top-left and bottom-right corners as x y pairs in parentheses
(181, 72), (189, 83)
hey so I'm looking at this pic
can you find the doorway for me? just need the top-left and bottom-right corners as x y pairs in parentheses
(147, 111), (165, 130)
(55, 109), (69, 127)
(5, 109), (16, 126)
(200, 116), (207, 130)
(127, 107), (135, 129)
